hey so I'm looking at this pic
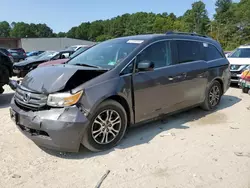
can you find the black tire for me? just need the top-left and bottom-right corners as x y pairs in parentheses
(82, 100), (127, 152)
(201, 80), (222, 111)
(0, 86), (4, 94)
(0, 66), (10, 94)
(242, 87), (249, 94)
(0, 65), (10, 83)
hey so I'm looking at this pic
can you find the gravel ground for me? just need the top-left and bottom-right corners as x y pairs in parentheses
(1, 85), (250, 188)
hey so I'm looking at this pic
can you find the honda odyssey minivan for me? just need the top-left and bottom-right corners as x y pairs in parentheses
(10, 32), (230, 152)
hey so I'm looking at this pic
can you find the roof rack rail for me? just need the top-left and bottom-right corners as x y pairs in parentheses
(165, 31), (209, 38)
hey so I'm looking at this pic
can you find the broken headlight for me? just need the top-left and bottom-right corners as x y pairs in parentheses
(47, 91), (83, 107)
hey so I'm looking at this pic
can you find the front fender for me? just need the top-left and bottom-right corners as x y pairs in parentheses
(80, 76), (134, 123)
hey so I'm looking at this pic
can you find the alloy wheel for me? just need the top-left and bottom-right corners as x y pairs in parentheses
(91, 110), (121, 145)
(209, 85), (220, 107)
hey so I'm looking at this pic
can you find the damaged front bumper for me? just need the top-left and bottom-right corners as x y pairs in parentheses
(10, 98), (89, 152)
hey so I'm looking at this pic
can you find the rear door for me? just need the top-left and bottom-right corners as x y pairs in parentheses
(132, 40), (202, 122)
(172, 40), (209, 106)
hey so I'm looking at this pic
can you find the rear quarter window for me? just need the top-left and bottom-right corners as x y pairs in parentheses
(204, 43), (223, 61)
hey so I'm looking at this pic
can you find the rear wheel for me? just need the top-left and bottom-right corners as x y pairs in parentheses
(201, 81), (222, 111)
(82, 100), (127, 152)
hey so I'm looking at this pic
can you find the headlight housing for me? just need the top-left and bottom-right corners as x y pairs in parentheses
(47, 91), (83, 107)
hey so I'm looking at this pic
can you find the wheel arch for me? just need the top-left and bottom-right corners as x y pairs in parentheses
(104, 95), (133, 126)
(88, 93), (134, 126)
(213, 77), (224, 94)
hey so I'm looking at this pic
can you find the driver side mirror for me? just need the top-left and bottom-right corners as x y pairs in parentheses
(137, 60), (154, 72)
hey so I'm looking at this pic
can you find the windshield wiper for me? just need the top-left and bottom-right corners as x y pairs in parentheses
(74, 63), (101, 69)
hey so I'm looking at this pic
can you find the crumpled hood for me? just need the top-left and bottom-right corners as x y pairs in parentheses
(21, 64), (106, 94)
(227, 58), (250, 65)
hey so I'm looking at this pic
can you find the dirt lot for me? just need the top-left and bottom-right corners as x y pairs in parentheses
(1, 85), (250, 188)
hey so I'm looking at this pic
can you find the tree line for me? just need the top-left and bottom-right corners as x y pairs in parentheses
(0, 0), (250, 50)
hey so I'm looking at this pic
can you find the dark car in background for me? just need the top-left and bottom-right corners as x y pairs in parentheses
(11, 48), (26, 55)
(13, 50), (75, 77)
(13, 51), (58, 77)
(38, 45), (94, 67)
(0, 51), (13, 94)
(0, 48), (14, 63)
(10, 32), (230, 152)
(8, 49), (27, 62)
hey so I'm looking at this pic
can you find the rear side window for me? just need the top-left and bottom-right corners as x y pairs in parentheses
(204, 43), (223, 61)
(175, 40), (203, 64)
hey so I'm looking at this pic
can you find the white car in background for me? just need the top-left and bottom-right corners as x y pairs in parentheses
(227, 44), (250, 84)
(65, 45), (88, 51)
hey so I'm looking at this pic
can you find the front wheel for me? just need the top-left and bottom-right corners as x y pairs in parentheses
(201, 81), (222, 111)
(82, 100), (127, 152)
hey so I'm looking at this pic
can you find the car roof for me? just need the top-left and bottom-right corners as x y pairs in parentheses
(112, 34), (164, 41)
(111, 33), (221, 50)
(11, 48), (24, 50)
(8, 49), (18, 52)
(71, 45), (87, 47)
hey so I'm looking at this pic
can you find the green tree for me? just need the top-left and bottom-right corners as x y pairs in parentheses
(33, 24), (53, 37)
(0, 21), (11, 37)
(88, 20), (104, 41)
(67, 27), (78, 38)
(96, 34), (113, 42)
(75, 23), (90, 39)
(9, 22), (53, 38)
(57, 32), (67, 37)
(10, 22), (35, 37)
(182, 1), (210, 34)
(153, 16), (174, 33)
(213, 0), (239, 49)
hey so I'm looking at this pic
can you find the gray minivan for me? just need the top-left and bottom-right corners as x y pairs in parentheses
(10, 32), (231, 152)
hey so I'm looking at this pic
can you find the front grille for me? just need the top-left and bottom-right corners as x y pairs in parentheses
(14, 86), (48, 110)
